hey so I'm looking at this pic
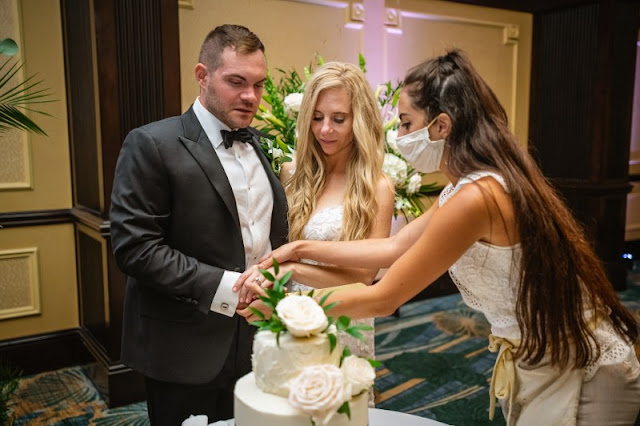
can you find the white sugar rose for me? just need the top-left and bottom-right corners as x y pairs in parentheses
(407, 173), (422, 195)
(284, 92), (304, 114)
(341, 355), (375, 396)
(276, 295), (328, 337)
(383, 153), (408, 186)
(288, 364), (348, 425)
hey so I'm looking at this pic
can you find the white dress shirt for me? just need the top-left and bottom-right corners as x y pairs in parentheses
(192, 98), (274, 317)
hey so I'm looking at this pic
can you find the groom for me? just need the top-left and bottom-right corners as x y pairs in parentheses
(110, 25), (288, 426)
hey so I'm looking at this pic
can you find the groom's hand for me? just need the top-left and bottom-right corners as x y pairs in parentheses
(237, 298), (273, 323)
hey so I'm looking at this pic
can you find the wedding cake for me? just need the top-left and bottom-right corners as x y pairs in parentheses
(234, 293), (373, 426)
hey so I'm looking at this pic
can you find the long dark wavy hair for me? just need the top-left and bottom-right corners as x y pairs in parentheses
(404, 49), (638, 368)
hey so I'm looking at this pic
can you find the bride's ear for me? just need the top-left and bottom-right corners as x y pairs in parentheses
(434, 113), (452, 140)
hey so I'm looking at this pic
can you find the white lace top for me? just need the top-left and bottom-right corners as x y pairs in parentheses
(289, 205), (343, 294)
(443, 171), (639, 380)
(288, 205), (376, 363)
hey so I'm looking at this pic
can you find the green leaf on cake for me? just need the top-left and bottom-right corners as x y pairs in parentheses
(322, 301), (339, 312)
(367, 359), (381, 368)
(280, 271), (293, 287)
(318, 291), (333, 308)
(249, 320), (269, 328)
(336, 316), (350, 331)
(343, 323), (372, 342)
(344, 328), (363, 341)
(339, 346), (352, 365)
(337, 401), (351, 419)
(260, 270), (276, 283)
(248, 307), (265, 320)
(328, 333), (337, 354)
(348, 324), (373, 332)
(270, 322), (284, 334)
(260, 298), (275, 310)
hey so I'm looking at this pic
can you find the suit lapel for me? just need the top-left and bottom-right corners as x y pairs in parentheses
(179, 108), (241, 230)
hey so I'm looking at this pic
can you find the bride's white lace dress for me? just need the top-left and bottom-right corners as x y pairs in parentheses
(288, 205), (376, 362)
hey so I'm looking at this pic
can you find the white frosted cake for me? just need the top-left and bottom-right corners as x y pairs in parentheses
(234, 294), (372, 426)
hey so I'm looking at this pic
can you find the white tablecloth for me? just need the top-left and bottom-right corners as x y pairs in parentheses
(184, 408), (450, 425)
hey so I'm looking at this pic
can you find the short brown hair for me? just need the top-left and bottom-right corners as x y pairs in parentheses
(198, 24), (265, 71)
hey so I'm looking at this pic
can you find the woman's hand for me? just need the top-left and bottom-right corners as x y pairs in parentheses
(259, 241), (301, 268)
(233, 265), (273, 304)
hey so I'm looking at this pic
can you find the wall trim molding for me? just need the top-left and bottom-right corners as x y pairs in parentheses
(0, 328), (92, 375)
(0, 209), (73, 228)
(549, 178), (633, 195)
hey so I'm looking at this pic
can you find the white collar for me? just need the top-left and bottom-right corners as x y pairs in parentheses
(192, 96), (230, 149)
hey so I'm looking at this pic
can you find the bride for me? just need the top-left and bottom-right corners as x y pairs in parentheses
(235, 62), (394, 362)
(241, 50), (640, 425)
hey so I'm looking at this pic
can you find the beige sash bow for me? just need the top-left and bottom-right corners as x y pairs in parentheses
(488, 334), (520, 421)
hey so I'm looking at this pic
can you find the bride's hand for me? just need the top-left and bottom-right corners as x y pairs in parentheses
(259, 241), (301, 269)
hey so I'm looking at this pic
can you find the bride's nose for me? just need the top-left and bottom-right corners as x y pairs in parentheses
(320, 119), (333, 135)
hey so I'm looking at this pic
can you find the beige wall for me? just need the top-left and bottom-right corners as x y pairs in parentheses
(0, 224), (78, 340)
(178, 0), (532, 144)
(0, 0), (78, 339)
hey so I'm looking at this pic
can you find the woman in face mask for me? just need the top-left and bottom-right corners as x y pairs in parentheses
(240, 49), (640, 425)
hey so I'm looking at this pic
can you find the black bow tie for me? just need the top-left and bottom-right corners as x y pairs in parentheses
(220, 128), (253, 149)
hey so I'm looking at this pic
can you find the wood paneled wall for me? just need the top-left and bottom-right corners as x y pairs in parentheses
(529, 0), (639, 289)
(59, 0), (182, 406)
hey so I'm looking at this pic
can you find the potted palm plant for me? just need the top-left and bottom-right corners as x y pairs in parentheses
(0, 360), (20, 425)
(0, 37), (54, 135)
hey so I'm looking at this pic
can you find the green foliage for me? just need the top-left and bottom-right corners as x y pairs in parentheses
(0, 360), (21, 426)
(0, 38), (55, 136)
(249, 259), (291, 344)
(255, 57), (325, 176)
(337, 400), (351, 420)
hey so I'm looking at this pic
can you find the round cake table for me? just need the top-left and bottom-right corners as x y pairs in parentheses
(188, 409), (450, 426)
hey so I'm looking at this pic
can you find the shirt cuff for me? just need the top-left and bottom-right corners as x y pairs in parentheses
(210, 271), (241, 317)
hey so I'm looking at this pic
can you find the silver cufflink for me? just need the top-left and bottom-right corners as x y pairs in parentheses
(221, 303), (229, 310)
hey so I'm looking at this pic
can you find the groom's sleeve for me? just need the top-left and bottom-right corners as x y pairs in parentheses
(210, 271), (241, 316)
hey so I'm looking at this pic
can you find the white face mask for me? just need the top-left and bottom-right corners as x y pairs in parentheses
(395, 118), (446, 173)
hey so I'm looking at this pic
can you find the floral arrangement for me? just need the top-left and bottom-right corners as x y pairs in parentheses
(254, 54), (443, 219)
(249, 260), (378, 425)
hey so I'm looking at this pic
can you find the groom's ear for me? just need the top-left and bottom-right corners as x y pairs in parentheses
(195, 63), (209, 89)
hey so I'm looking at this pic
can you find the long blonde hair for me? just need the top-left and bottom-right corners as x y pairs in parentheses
(287, 62), (385, 242)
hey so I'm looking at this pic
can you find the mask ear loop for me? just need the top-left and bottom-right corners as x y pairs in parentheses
(425, 115), (439, 129)
(427, 115), (448, 166)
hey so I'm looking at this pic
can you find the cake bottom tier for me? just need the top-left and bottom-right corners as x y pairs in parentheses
(234, 373), (368, 426)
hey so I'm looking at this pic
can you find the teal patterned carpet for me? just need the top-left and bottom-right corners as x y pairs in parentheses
(9, 273), (640, 425)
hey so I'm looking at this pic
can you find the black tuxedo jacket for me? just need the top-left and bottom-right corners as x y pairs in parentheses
(110, 106), (288, 384)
